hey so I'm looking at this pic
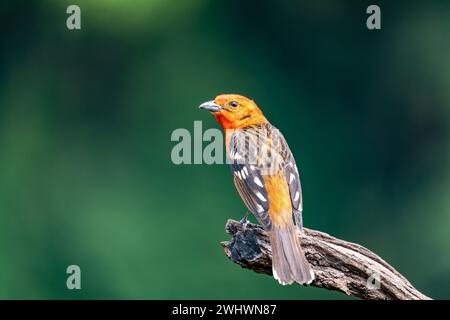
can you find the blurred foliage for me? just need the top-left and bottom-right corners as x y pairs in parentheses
(0, 0), (449, 299)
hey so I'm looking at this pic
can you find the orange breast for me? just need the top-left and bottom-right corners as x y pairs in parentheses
(264, 173), (292, 228)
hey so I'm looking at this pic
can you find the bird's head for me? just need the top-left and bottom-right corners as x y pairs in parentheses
(199, 94), (268, 130)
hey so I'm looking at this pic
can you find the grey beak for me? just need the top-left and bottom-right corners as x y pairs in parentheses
(199, 100), (222, 112)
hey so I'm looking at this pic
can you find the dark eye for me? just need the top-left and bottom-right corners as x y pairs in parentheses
(230, 101), (239, 108)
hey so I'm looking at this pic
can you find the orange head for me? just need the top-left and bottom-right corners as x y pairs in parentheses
(199, 94), (268, 130)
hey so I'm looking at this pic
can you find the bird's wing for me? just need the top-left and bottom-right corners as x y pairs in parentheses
(229, 127), (273, 230)
(271, 126), (304, 229)
(283, 153), (304, 229)
(230, 125), (304, 230)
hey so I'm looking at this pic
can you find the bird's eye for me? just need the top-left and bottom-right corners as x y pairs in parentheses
(230, 101), (239, 108)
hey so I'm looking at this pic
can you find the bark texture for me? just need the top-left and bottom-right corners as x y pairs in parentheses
(222, 219), (431, 300)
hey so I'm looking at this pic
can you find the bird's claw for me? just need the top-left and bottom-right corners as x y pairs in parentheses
(240, 212), (250, 231)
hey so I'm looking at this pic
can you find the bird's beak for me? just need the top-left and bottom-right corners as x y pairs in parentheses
(199, 100), (222, 112)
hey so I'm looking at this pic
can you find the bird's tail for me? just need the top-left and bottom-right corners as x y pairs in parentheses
(270, 224), (315, 285)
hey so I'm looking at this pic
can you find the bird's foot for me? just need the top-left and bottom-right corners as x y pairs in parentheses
(240, 212), (250, 231)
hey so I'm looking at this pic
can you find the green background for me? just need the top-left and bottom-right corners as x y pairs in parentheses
(1, 0), (449, 299)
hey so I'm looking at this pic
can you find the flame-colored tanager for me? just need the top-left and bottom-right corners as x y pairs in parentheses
(199, 94), (314, 285)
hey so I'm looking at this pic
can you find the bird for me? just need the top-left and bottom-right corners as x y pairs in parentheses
(199, 94), (315, 285)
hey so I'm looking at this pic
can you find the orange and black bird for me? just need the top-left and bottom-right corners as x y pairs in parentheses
(199, 94), (315, 285)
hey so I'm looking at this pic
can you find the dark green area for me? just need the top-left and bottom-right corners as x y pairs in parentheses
(0, 0), (449, 299)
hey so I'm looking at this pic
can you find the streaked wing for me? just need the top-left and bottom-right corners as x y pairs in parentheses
(230, 124), (304, 230)
(284, 157), (303, 229)
(271, 125), (304, 229)
(233, 174), (272, 230)
(229, 126), (273, 230)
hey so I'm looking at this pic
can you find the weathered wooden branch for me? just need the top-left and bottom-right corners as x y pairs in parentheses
(221, 219), (431, 300)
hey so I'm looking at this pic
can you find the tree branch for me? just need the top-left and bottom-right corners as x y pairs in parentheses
(221, 219), (431, 300)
